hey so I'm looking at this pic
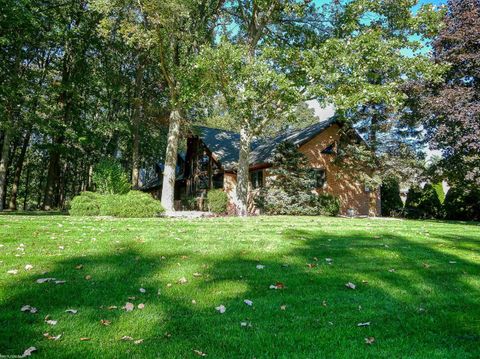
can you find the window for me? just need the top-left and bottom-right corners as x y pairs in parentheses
(310, 169), (326, 188)
(213, 173), (224, 189)
(321, 143), (335, 155)
(250, 170), (264, 189)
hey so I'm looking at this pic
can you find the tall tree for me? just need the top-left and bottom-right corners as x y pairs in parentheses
(422, 0), (480, 186)
(307, 0), (446, 188)
(196, 0), (324, 215)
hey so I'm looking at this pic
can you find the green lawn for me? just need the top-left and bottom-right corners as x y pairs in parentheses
(0, 215), (479, 358)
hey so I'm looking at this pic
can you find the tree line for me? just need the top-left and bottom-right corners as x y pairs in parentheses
(0, 0), (478, 215)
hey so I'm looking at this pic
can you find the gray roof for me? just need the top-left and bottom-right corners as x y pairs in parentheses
(195, 116), (337, 171)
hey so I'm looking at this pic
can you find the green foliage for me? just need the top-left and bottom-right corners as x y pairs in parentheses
(444, 186), (480, 222)
(70, 191), (164, 218)
(405, 184), (442, 219)
(93, 159), (131, 195)
(207, 189), (228, 214)
(433, 182), (446, 204)
(258, 142), (338, 216)
(381, 178), (404, 217)
(69, 192), (104, 216)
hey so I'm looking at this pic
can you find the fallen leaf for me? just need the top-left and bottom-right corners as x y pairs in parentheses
(322, 300), (327, 307)
(388, 269), (396, 273)
(361, 280), (369, 284)
(280, 305), (287, 310)
(215, 305), (226, 314)
(449, 261), (457, 264)
(58, 246), (64, 250)
(123, 302), (134, 312)
(423, 263), (430, 269)
(45, 320), (57, 326)
(55, 280), (66, 285)
(193, 272), (202, 277)
(121, 336), (133, 341)
(65, 309), (78, 314)
(139, 288), (146, 293)
(313, 257), (319, 261)
(193, 349), (207, 357)
(25, 264), (33, 271)
(128, 296), (136, 300)
(134, 339), (144, 345)
(192, 299), (197, 305)
(256, 264), (265, 269)
(21, 305), (38, 314)
(244, 299), (253, 306)
(85, 275), (92, 280)
(75, 264), (83, 270)
(365, 337), (375, 345)
(357, 322), (370, 327)
(325, 258), (333, 263)
(36, 278), (56, 284)
(80, 337), (91, 341)
(43, 333), (62, 341)
(7, 269), (19, 275)
(345, 282), (356, 290)
(178, 277), (188, 284)
(137, 303), (145, 310)
(107, 306), (117, 310)
(22, 347), (37, 357)
(100, 319), (111, 326)
(307, 263), (317, 268)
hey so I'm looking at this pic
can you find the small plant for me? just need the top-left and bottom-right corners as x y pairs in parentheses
(444, 186), (480, 221)
(316, 193), (340, 217)
(380, 178), (404, 217)
(93, 159), (130, 194)
(69, 192), (104, 216)
(100, 191), (164, 218)
(405, 184), (442, 219)
(207, 189), (228, 214)
(70, 191), (164, 218)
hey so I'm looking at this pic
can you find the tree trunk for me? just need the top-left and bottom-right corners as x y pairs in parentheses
(131, 60), (145, 189)
(43, 136), (64, 210)
(23, 164), (30, 211)
(0, 129), (11, 211)
(236, 128), (251, 216)
(161, 109), (181, 212)
(9, 129), (31, 210)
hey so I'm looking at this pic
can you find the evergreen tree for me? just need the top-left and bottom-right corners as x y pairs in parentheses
(380, 178), (404, 217)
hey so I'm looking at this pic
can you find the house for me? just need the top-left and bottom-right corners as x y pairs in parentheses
(142, 117), (381, 216)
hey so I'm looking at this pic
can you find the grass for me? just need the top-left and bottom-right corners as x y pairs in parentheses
(0, 215), (479, 358)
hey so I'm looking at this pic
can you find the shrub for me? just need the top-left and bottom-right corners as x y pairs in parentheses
(405, 184), (442, 219)
(315, 193), (340, 217)
(70, 191), (164, 218)
(69, 192), (104, 216)
(380, 178), (403, 217)
(207, 189), (228, 214)
(433, 182), (446, 204)
(93, 159), (130, 194)
(444, 186), (480, 221)
(100, 191), (164, 218)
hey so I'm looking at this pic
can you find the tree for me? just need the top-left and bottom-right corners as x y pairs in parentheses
(422, 0), (480, 186)
(195, 0), (323, 215)
(380, 178), (404, 217)
(307, 0), (446, 188)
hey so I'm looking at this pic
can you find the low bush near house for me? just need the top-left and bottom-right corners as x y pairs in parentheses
(69, 192), (104, 216)
(70, 191), (164, 218)
(207, 189), (228, 214)
(380, 178), (404, 217)
(444, 186), (480, 221)
(405, 184), (443, 219)
(315, 193), (340, 217)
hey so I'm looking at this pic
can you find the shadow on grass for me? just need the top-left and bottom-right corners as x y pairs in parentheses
(1, 228), (479, 358)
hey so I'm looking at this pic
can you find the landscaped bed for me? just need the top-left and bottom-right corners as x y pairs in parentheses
(1, 215), (479, 358)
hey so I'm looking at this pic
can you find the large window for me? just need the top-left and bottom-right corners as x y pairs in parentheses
(310, 169), (326, 188)
(250, 170), (264, 189)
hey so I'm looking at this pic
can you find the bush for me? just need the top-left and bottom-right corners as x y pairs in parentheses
(444, 186), (480, 221)
(380, 178), (403, 217)
(207, 189), (228, 214)
(100, 191), (164, 218)
(315, 193), (340, 217)
(405, 184), (442, 219)
(70, 191), (164, 218)
(69, 192), (104, 216)
(433, 182), (446, 204)
(93, 159), (130, 194)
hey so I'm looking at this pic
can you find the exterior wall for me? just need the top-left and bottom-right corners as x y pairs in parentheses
(298, 124), (380, 216)
(221, 123), (381, 216)
(223, 172), (238, 214)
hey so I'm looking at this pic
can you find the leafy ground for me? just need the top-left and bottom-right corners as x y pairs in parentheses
(0, 215), (479, 358)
